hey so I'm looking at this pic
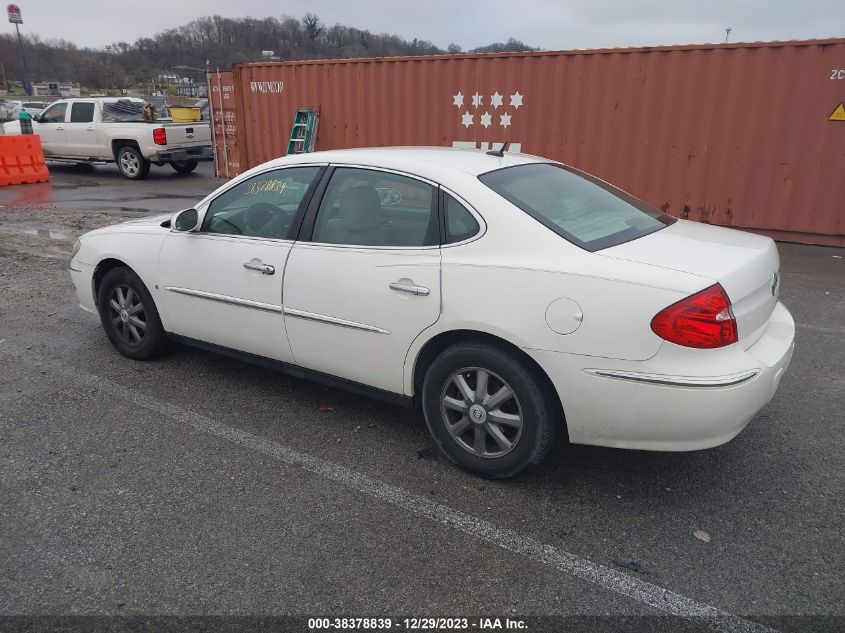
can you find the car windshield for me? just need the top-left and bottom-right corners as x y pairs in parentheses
(479, 163), (675, 251)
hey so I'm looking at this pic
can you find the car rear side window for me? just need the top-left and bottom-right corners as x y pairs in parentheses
(443, 193), (480, 244)
(70, 102), (95, 123)
(479, 163), (675, 251)
(311, 168), (437, 247)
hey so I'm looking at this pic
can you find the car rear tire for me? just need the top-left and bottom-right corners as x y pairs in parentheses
(170, 159), (198, 174)
(421, 342), (559, 478)
(116, 145), (150, 180)
(97, 266), (168, 360)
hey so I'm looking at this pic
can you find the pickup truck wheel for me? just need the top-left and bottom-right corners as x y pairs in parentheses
(170, 159), (198, 174)
(117, 145), (150, 180)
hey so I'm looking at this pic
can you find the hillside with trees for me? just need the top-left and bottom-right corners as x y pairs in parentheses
(0, 13), (535, 91)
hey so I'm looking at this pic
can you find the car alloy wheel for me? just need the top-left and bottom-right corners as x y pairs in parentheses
(119, 149), (141, 177)
(107, 283), (147, 346)
(439, 366), (524, 458)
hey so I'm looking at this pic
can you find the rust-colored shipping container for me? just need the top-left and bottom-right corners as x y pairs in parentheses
(206, 69), (241, 178)
(220, 39), (845, 246)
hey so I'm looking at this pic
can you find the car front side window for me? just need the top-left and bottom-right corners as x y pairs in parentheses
(201, 167), (320, 240)
(40, 103), (67, 123)
(311, 167), (437, 247)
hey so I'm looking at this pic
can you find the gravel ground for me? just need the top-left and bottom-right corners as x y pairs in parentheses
(0, 162), (843, 633)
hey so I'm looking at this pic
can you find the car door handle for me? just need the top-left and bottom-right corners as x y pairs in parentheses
(389, 281), (430, 296)
(56, 127), (65, 131)
(244, 261), (275, 275)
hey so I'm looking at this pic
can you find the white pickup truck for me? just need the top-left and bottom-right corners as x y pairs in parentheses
(2, 97), (213, 179)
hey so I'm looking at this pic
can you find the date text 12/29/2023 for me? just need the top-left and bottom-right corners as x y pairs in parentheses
(308, 617), (528, 630)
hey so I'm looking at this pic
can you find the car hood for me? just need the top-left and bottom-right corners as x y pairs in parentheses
(82, 213), (173, 238)
(2, 120), (24, 134)
(599, 219), (780, 343)
(117, 213), (174, 227)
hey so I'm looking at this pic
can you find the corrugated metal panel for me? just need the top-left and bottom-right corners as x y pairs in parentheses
(207, 70), (242, 178)
(226, 39), (845, 245)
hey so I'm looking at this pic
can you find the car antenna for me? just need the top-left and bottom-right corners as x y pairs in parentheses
(486, 141), (510, 157)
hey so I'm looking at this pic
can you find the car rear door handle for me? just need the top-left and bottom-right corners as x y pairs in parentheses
(56, 126), (65, 130)
(244, 261), (275, 275)
(389, 281), (430, 296)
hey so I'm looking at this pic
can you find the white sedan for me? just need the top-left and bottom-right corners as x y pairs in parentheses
(70, 147), (795, 478)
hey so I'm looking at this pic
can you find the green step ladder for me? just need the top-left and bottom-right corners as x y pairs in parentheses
(286, 108), (320, 155)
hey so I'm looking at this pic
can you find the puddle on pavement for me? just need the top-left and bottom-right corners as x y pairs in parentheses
(0, 227), (70, 241)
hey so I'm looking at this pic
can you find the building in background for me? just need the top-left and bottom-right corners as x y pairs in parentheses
(32, 82), (81, 98)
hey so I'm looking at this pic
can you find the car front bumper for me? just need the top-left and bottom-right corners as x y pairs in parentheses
(69, 260), (97, 315)
(527, 301), (795, 451)
(155, 146), (214, 162)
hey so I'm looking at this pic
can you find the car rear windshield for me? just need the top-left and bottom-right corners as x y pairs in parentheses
(479, 163), (675, 251)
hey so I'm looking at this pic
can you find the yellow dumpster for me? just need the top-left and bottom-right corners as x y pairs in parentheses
(169, 106), (201, 122)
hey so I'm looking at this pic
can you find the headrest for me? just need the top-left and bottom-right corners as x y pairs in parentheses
(338, 185), (382, 232)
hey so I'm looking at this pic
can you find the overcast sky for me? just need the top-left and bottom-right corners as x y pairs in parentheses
(10, 0), (845, 51)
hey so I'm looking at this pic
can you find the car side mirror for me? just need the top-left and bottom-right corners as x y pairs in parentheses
(173, 208), (199, 232)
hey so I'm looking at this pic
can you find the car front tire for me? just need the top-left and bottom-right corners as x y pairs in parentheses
(170, 159), (199, 174)
(116, 145), (151, 180)
(97, 266), (167, 359)
(421, 342), (559, 478)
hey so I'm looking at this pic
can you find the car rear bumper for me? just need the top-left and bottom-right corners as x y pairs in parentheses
(154, 146), (214, 162)
(527, 301), (795, 451)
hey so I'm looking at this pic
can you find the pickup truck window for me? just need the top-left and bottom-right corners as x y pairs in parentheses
(70, 102), (95, 123)
(41, 102), (67, 123)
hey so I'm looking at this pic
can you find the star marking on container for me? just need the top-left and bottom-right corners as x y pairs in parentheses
(452, 92), (464, 107)
(472, 92), (483, 107)
(509, 91), (523, 109)
(490, 92), (504, 109)
(461, 111), (474, 127)
(499, 112), (512, 128)
(480, 112), (492, 128)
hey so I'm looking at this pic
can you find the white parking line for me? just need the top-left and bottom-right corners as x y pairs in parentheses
(5, 347), (774, 633)
(795, 323), (845, 334)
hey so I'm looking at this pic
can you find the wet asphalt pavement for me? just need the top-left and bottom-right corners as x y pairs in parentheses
(0, 161), (843, 632)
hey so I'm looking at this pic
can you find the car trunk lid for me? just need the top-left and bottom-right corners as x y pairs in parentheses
(598, 219), (780, 346)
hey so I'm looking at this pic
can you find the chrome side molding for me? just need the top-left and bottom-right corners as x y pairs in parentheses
(283, 307), (391, 335)
(165, 287), (390, 334)
(164, 286), (283, 314)
(586, 368), (759, 388)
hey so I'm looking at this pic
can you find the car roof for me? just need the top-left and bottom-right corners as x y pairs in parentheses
(270, 146), (549, 177)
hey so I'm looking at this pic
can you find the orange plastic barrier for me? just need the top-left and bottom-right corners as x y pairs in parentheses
(0, 134), (50, 186)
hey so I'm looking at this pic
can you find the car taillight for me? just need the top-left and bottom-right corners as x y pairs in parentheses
(153, 128), (167, 145)
(651, 283), (738, 349)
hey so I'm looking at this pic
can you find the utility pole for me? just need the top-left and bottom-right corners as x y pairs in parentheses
(105, 45), (112, 94)
(7, 4), (31, 95)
